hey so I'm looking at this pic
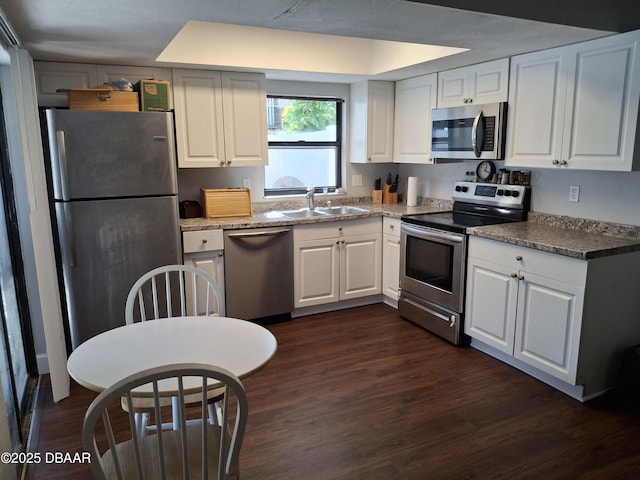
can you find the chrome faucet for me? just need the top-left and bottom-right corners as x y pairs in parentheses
(306, 185), (315, 210)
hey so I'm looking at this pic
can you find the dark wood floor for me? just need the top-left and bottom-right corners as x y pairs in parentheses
(26, 304), (640, 479)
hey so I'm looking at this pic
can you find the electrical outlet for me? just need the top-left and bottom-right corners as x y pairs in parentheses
(569, 185), (580, 202)
(352, 174), (362, 186)
(242, 178), (251, 189)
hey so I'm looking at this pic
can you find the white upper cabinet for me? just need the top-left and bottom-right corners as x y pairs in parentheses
(437, 58), (509, 108)
(350, 80), (395, 163)
(33, 62), (173, 107)
(34, 62), (98, 107)
(507, 30), (640, 171)
(393, 74), (437, 164)
(220, 72), (269, 167)
(173, 69), (268, 168)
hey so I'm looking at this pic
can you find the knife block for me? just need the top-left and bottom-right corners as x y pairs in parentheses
(382, 184), (398, 204)
(372, 190), (382, 204)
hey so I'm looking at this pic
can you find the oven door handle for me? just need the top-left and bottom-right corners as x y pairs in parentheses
(401, 224), (465, 244)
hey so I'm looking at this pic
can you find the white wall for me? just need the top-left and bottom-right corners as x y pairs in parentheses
(399, 162), (640, 226)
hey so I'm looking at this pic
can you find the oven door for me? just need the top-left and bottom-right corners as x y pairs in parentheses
(400, 222), (466, 313)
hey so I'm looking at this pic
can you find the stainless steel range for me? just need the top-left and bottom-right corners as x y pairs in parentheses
(399, 181), (530, 345)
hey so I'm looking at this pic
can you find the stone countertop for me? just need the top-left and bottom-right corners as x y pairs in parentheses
(180, 202), (450, 231)
(468, 221), (640, 260)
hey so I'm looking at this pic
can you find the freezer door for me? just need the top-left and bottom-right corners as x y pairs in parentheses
(56, 196), (181, 348)
(46, 110), (177, 200)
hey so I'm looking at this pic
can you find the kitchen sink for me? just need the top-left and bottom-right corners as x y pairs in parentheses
(318, 205), (369, 215)
(278, 205), (369, 219)
(279, 209), (332, 219)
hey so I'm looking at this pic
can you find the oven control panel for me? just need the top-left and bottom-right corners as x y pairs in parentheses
(452, 181), (528, 208)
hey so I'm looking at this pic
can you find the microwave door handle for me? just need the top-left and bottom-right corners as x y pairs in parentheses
(471, 110), (484, 158)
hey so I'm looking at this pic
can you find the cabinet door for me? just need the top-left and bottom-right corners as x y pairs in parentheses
(437, 59), (509, 108)
(367, 81), (395, 163)
(382, 232), (401, 300)
(563, 31), (640, 170)
(393, 74), (437, 164)
(294, 238), (339, 308)
(437, 67), (468, 108)
(467, 58), (510, 105)
(172, 69), (225, 168)
(340, 233), (382, 300)
(350, 81), (395, 163)
(506, 49), (572, 168)
(514, 272), (584, 383)
(183, 251), (225, 316)
(464, 257), (518, 354)
(220, 72), (268, 166)
(33, 61), (98, 107)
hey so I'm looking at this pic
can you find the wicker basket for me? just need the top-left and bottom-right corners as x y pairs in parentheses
(201, 188), (252, 218)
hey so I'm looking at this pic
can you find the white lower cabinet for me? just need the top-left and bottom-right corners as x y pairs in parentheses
(465, 236), (640, 400)
(293, 218), (382, 309)
(382, 217), (401, 303)
(182, 229), (225, 315)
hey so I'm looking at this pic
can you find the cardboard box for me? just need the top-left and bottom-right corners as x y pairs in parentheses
(68, 89), (139, 111)
(201, 188), (252, 218)
(135, 80), (171, 111)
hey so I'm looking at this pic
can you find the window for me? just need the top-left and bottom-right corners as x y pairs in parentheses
(264, 95), (342, 196)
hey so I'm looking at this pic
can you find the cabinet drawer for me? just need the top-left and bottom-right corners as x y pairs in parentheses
(294, 217), (381, 242)
(182, 229), (224, 253)
(383, 217), (401, 237)
(468, 236), (587, 285)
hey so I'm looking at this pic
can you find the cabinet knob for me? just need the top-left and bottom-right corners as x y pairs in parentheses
(552, 159), (559, 165)
(202, 239), (208, 244)
(560, 160), (568, 166)
(336, 240), (340, 245)
(341, 240), (345, 245)
(515, 255), (522, 261)
(518, 275), (525, 281)
(511, 273), (518, 278)
(338, 226), (343, 231)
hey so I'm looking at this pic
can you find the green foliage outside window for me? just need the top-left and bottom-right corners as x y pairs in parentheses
(282, 100), (336, 132)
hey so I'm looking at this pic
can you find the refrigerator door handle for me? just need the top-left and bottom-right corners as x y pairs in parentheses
(56, 130), (70, 201)
(59, 203), (77, 268)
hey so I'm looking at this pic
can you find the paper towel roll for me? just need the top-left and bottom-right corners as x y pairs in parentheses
(406, 176), (418, 207)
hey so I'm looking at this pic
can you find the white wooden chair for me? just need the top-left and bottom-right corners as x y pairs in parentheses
(124, 265), (226, 434)
(125, 264), (225, 323)
(83, 363), (248, 480)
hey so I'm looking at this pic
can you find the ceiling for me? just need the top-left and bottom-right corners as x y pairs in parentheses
(1, 0), (638, 82)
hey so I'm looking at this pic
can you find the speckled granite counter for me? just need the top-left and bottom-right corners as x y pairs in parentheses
(180, 198), (452, 232)
(468, 218), (640, 260)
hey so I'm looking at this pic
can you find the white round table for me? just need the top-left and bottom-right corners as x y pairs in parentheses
(67, 316), (277, 394)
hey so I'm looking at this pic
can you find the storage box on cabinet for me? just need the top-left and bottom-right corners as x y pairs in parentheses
(68, 89), (139, 111)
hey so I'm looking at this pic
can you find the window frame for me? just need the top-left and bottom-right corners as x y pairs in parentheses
(264, 95), (343, 197)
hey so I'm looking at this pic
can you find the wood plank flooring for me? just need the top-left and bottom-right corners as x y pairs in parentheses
(26, 304), (640, 479)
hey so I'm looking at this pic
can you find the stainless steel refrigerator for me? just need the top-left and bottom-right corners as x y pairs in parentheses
(46, 109), (181, 349)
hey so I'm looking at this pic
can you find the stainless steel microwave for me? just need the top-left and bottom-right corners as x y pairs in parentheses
(431, 102), (507, 160)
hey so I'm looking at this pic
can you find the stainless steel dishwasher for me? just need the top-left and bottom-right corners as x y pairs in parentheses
(223, 227), (294, 320)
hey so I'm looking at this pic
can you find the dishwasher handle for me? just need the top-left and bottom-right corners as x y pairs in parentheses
(226, 228), (291, 238)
